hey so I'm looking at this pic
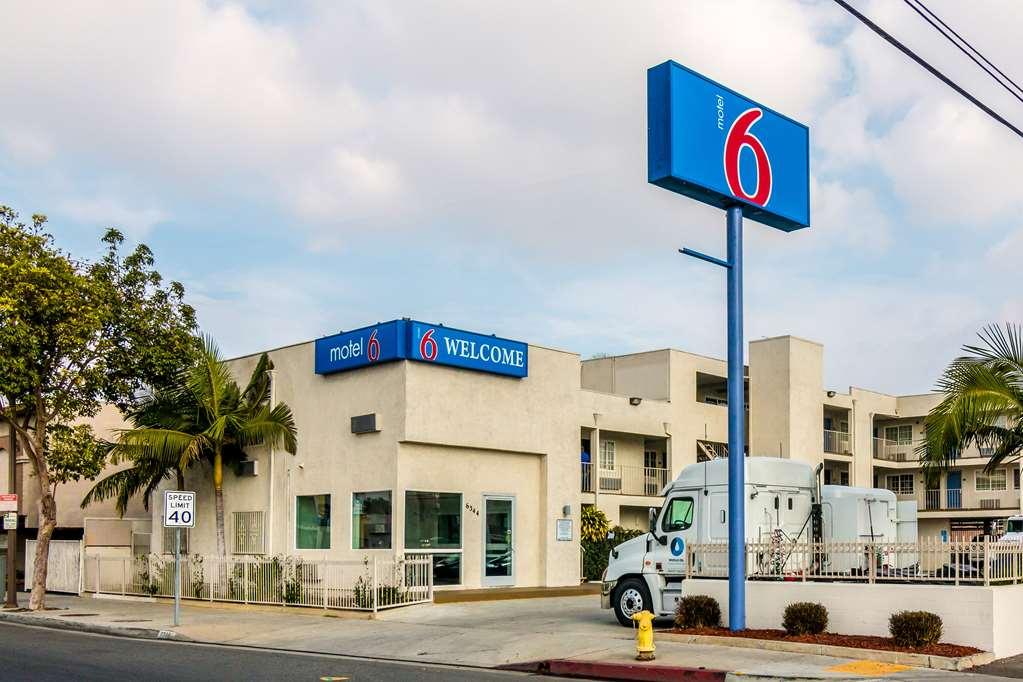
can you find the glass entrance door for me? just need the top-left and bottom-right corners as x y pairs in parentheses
(483, 495), (514, 586)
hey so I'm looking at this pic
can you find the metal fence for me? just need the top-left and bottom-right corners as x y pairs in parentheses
(687, 540), (1023, 586)
(83, 553), (434, 612)
(583, 464), (670, 496)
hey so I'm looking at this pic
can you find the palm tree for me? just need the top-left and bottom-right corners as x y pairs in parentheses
(920, 324), (1023, 480)
(85, 337), (297, 555)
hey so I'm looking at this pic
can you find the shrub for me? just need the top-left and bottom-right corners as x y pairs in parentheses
(889, 611), (943, 648)
(581, 524), (646, 580)
(581, 506), (611, 543)
(675, 595), (721, 629)
(782, 602), (828, 636)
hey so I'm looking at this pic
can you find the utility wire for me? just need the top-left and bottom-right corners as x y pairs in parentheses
(831, 0), (1023, 140)
(902, 0), (1023, 104)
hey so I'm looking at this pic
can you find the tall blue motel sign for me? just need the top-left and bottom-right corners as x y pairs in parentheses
(648, 60), (809, 231)
(314, 319), (528, 378)
(648, 60), (809, 632)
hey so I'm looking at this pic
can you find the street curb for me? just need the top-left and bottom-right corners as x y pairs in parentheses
(657, 632), (995, 671)
(0, 610), (193, 642)
(499, 659), (727, 681)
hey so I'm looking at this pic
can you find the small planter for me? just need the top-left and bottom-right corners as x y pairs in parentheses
(661, 628), (992, 671)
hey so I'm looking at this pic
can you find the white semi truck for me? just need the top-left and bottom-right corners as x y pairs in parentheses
(600, 457), (918, 625)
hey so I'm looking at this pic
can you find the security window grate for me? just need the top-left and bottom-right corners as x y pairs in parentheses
(233, 511), (265, 554)
(162, 526), (189, 554)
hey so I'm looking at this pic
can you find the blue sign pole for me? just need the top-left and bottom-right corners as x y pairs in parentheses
(725, 205), (746, 631)
(679, 206), (746, 630)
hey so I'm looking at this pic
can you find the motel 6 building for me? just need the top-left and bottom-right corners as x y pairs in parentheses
(10, 318), (1021, 592)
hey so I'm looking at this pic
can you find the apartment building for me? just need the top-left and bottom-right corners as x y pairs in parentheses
(4, 323), (1019, 592)
(581, 335), (1022, 542)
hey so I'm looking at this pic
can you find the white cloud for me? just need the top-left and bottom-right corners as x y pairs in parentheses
(1, 0), (1019, 397)
(58, 197), (168, 240)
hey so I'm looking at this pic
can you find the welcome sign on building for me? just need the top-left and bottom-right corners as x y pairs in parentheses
(314, 320), (528, 378)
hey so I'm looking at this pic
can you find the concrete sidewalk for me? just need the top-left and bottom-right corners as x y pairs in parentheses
(1, 593), (1014, 680)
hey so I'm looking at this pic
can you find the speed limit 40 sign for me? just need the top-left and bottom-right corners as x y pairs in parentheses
(163, 490), (196, 528)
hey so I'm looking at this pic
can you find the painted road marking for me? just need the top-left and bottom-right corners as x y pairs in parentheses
(318, 677), (349, 681)
(826, 660), (912, 676)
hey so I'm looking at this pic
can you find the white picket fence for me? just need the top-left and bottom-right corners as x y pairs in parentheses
(83, 553), (434, 611)
(687, 539), (1023, 586)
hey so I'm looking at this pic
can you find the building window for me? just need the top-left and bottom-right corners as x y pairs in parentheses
(600, 440), (616, 470)
(162, 526), (188, 554)
(977, 470), (1007, 492)
(1015, 468), (1020, 490)
(352, 491), (392, 549)
(885, 474), (914, 495)
(405, 491), (462, 585)
(884, 425), (913, 444)
(840, 471), (850, 486)
(661, 497), (694, 532)
(233, 511), (265, 554)
(296, 494), (331, 549)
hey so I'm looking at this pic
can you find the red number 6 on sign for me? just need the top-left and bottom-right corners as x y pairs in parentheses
(723, 108), (773, 207)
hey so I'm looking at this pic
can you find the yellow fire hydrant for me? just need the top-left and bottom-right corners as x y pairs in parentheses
(631, 610), (656, 661)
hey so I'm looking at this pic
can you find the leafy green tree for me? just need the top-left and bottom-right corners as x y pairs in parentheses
(0, 206), (197, 610)
(85, 339), (297, 556)
(921, 324), (1023, 481)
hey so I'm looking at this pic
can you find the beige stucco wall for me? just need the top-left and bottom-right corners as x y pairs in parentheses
(749, 336), (823, 466)
(581, 350), (670, 400)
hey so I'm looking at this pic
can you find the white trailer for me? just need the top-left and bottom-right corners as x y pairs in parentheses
(600, 457), (918, 625)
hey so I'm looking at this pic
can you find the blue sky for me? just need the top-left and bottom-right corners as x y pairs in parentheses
(1, 0), (1020, 395)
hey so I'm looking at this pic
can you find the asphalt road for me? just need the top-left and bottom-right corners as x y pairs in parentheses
(0, 622), (541, 681)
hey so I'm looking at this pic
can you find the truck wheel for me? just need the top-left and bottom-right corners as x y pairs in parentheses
(612, 578), (651, 627)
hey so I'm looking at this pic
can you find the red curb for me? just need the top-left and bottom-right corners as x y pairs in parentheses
(498, 659), (727, 681)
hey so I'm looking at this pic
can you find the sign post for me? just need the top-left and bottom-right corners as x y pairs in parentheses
(2, 424), (16, 608)
(648, 61), (809, 630)
(163, 490), (195, 626)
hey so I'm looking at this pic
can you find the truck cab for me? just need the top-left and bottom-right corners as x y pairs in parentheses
(601, 458), (816, 626)
(999, 515), (1023, 543)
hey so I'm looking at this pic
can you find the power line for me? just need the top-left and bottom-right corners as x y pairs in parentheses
(831, 0), (1023, 140)
(903, 0), (1023, 104)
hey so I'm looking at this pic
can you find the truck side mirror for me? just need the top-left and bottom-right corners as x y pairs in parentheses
(648, 507), (658, 533)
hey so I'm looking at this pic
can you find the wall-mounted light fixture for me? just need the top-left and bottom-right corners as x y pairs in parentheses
(562, 505), (571, 517)
(629, 396), (642, 406)
(826, 390), (836, 398)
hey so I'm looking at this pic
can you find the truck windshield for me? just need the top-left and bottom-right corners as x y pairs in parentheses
(1008, 520), (1023, 533)
(661, 497), (694, 532)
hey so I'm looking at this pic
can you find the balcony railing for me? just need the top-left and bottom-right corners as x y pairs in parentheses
(874, 437), (996, 462)
(925, 488), (963, 511)
(823, 429), (851, 455)
(580, 463), (669, 496)
(873, 437), (919, 462)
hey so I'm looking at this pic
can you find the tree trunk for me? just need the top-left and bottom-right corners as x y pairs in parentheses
(27, 429), (54, 611)
(213, 450), (226, 557)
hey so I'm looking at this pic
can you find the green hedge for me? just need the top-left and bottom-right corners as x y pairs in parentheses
(582, 525), (646, 580)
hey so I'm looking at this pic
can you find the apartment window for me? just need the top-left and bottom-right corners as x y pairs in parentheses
(977, 470), (1007, 492)
(162, 526), (188, 554)
(1015, 468), (1020, 490)
(885, 425), (913, 444)
(296, 494), (331, 549)
(840, 471), (850, 486)
(352, 491), (392, 549)
(405, 491), (462, 585)
(886, 474), (914, 495)
(232, 511), (265, 554)
(600, 440), (616, 470)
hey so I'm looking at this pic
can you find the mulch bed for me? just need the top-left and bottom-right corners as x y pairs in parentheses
(667, 627), (982, 658)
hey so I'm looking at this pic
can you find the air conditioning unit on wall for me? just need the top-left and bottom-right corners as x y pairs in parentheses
(237, 460), (259, 477)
